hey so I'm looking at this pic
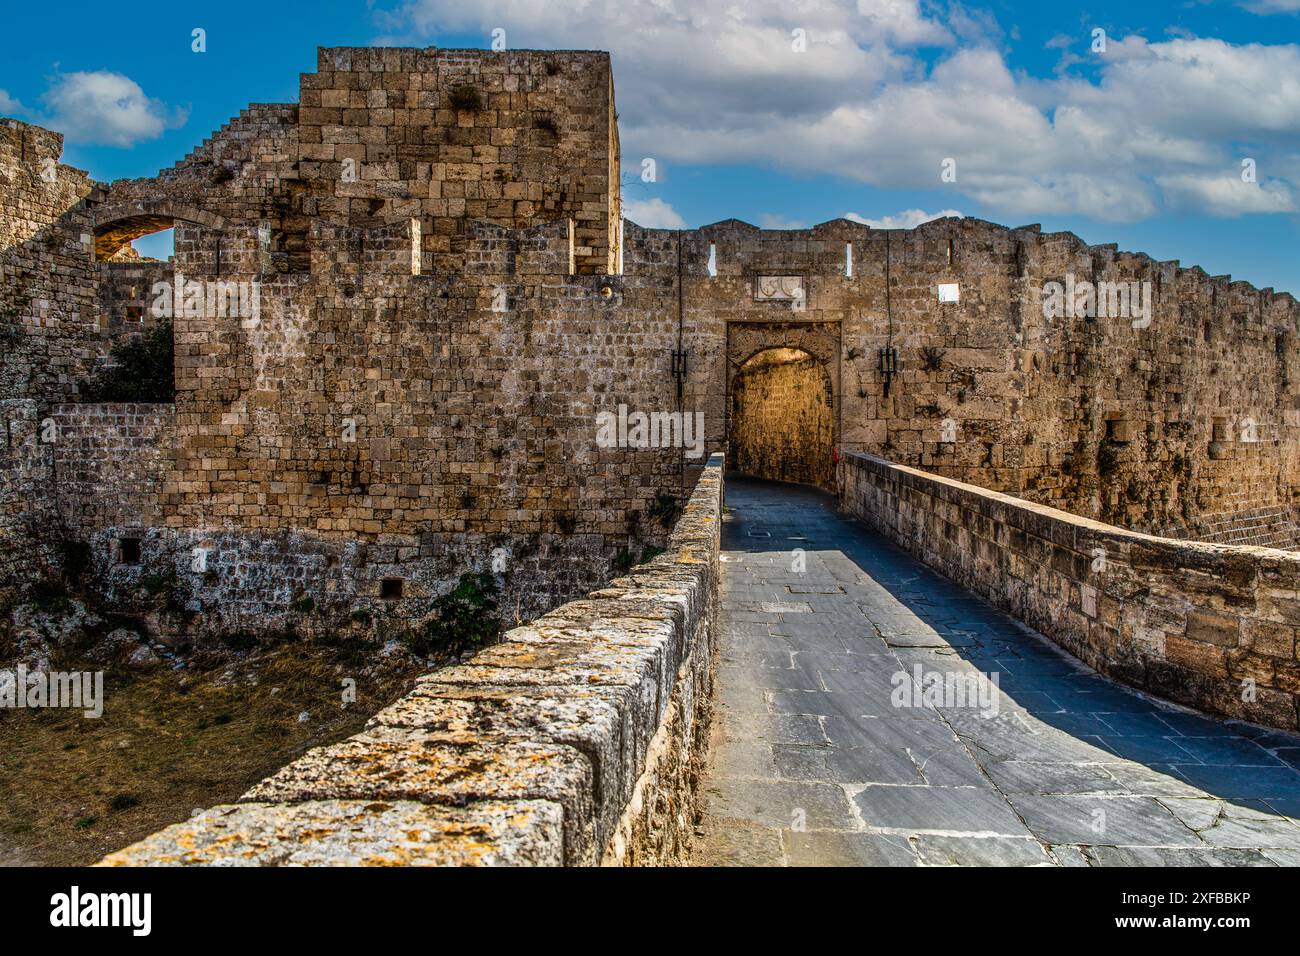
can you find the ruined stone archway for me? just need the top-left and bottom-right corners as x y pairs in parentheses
(728, 346), (835, 489)
(92, 201), (227, 260)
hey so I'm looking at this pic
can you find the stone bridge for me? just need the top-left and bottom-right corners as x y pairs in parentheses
(696, 476), (1300, 866)
(104, 455), (1300, 866)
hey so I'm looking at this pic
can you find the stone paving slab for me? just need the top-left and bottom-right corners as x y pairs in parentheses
(691, 477), (1300, 867)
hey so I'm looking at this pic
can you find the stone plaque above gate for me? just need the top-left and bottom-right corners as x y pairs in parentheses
(754, 275), (805, 301)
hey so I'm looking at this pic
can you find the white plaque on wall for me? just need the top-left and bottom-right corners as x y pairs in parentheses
(754, 275), (805, 301)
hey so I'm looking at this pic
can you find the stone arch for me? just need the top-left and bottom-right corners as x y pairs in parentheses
(726, 322), (841, 373)
(92, 201), (227, 260)
(726, 327), (838, 489)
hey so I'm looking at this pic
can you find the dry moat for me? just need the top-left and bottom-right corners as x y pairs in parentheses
(0, 601), (428, 865)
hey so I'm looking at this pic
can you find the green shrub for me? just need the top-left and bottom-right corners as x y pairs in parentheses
(27, 578), (72, 613)
(59, 539), (92, 582)
(219, 631), (259, 653)
(108, 793), (140, 812)
(404, 573), (501, 656)
(78, 320), (175, 402)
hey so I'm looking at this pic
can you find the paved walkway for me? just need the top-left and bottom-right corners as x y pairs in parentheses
(693, 477), (1300, 866)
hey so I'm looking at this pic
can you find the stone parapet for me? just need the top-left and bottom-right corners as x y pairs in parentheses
(99, 453), (723, 866)
(840, 452), (1300, 731)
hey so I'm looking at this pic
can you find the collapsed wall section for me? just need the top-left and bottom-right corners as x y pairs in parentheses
(0, 119), (101, 403)
(101, 48), (621, 277)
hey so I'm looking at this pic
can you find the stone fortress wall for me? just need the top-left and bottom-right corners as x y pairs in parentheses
(1, 44), (1299, 641)
(0, 50), (683, 632)
(650, 217), (1300, 547)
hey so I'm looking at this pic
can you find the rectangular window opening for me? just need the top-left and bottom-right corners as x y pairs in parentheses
(845, 242), (853, 278)
(937, 283), (960, 304)
(119, 537), (141, 564)
(380, 577), (404, 600)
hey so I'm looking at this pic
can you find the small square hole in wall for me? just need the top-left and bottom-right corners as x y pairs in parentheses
(937, 283), (960, 304)
(1105, 417), (1134, 444)
(119, 537), (141, 564)
(380, 578), (403, 600)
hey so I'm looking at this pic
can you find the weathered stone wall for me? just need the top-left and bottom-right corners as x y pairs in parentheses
(137, 216), (696, 632)
(74, 523), (632, 645)
(98, 454), (722, 866)
(629, 216), (1300, 547)
(5, 47), (1300, 650)
(0, 401), (58, 601)
(729, 348), (834, 488)
(0, 119), (102, 403)
(96, 260), (173, 338)
(840, 451), (1300, 731)
(49, 403), (173, 536)
(34, 392), (679, 637)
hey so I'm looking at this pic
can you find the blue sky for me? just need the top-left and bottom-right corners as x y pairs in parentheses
(2, 0), (1298, 291)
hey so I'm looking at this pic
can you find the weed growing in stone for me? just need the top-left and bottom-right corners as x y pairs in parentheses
(404, 572), (501, 656)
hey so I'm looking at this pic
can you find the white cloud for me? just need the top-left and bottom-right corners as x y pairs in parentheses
(388, 1), (1300, 222)
(1156, 173), (1297, 216)
(0, 90), (23, 115)
(845, 208), (963, 228)
(1239, 0), (1300, 13)
(623, 197), (687, 228)
(41, 71), (186, 147)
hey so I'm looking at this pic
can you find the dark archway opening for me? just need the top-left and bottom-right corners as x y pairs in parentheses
(729, 347), (834, 489)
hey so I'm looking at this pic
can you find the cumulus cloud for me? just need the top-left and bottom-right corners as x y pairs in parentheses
(845, 208), (964, 228)
(386, 0), (1300, 222)
(623, 197), (687, 228)
(41, 71), (186, 147)
(0, 90), (23, 115)
(1156, 173), (1297, 216)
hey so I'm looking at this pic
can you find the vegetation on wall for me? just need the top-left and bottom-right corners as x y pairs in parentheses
(403, 572), (501, 657)
(613, 544), (666, 575)
(448, 84), (482, 111)
(919, 346), (946, 372)
(649, 492), (680, 526)
(77, 320), (175, 403)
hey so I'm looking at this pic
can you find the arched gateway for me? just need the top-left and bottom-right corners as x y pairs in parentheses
(724, 322), (840, 490)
